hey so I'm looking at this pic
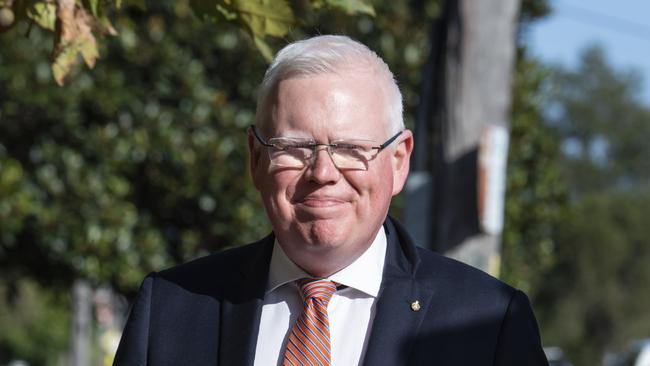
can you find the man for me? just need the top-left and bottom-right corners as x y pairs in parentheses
(114, 35), (549, 366)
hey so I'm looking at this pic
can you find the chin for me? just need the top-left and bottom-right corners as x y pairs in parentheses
(298, 218), (350, 249)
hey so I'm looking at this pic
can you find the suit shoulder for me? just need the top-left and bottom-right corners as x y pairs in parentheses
(415, 247), (516, 297)
(157, 236), (272, 284)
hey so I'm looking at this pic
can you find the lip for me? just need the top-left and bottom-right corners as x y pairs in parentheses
(298, 196), (347, 208)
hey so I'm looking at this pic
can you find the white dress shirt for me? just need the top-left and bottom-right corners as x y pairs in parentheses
(253, 228), (387, 366)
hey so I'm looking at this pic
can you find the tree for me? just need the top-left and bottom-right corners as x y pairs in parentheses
(1, 2), (269, 363)
(0, 279), (70, 366)
(546, 46), (650, 195)
(534, 46), (650, 366)
(1, 2), (269, 295)
(500, 54), (565, 294)
(0, 0), (373, 85)
(538, 189), (650, 366)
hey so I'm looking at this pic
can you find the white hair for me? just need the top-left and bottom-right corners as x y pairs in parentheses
(254, 35), (404, 135)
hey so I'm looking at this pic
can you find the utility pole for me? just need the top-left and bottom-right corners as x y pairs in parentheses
(405, 0), (520, 276)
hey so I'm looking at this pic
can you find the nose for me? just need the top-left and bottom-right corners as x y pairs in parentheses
(304, 147), (341, 184)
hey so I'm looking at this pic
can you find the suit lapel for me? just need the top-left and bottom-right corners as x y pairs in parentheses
(218, 236), (274, 366)
(362, 218), (434, 366)
(215, 219), (429, 365)
(362, 277), (435, 366)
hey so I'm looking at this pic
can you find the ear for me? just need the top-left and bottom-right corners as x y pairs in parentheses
(248, 131), (263, 190)
(391, 129), (414, 196)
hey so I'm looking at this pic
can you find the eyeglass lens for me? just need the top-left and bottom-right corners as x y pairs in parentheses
(268, 144), (373, 171)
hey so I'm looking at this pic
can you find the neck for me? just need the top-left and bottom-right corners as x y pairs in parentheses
(291, 250), (361, 278)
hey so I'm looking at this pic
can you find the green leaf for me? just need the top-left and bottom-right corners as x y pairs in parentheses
(97, 16), (118, 35)
(79, 36), (99, 68)
(229, 0), (295, 37)
(216, 4), (237, 21)
(88, 0), (100, 17)
(319, 0), (375, 16)
(26, 3), (57, 31)
(51, 3), (99, 85)
(52, 45), (78, 86)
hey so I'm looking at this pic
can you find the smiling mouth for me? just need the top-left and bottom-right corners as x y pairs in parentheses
(298, 196), (347, 208)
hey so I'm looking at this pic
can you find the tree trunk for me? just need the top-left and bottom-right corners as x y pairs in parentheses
(406, 0), (520, 276)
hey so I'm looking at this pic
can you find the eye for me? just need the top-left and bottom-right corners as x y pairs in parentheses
(270, 139), (315, 151)
(334, 143), (363, 150)
(332, 141), (373, 152)
(280, 145), (313, 161)
(287, 143), (316, 150)
(270, 141), (314, 162)
(332, 143), (371, 160)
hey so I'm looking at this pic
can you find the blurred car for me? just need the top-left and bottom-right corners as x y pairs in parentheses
(544, 346), (575, 366)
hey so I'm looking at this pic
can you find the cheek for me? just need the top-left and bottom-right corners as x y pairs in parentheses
(348, 171), (393, 206)
(261, 172), (298, 209)
(362, 165), (394, 207)
(259, 180), (292, 232)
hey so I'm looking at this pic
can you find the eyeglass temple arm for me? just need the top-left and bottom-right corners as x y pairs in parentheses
(377, 130), (404, 150)
(250, 125), (275, 147)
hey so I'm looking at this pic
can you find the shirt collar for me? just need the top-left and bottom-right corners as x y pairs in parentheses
(266, 227), (387, 298)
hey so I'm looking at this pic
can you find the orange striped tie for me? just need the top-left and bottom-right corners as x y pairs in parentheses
(283, 279), (337, 366)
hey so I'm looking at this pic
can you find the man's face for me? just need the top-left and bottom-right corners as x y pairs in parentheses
(249, 71), (412, 276)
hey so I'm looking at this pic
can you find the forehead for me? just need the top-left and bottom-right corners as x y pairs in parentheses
(268, 72), (389, 139)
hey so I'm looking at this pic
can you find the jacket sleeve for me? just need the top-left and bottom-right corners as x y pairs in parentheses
(113, 274), (156, 366)
(493, 290), (549, 366)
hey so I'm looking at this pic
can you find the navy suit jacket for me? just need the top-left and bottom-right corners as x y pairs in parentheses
(113, 217), (549, 365)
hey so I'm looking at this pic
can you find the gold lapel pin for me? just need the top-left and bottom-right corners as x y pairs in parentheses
(410, 300), (421, 312)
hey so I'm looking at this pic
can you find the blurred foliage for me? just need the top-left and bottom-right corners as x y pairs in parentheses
(539, 189), (650, 366)
(0, 0), (272, 295)
(0, 279), (70, 365)
(533, 46), (650, 366)
(2, 8), (269, 364)
(546, 46), (650, 195)
(497, 0), (564, 299)
(500, 52), (566, 294)
(0, 0), (373, 85)
(518, 0), (550, 25)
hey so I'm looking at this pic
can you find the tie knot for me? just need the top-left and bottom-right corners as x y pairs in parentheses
(298, 278), (337, 304)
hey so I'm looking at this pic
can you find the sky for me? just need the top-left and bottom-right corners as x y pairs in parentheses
(526, 0), (650, 106)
